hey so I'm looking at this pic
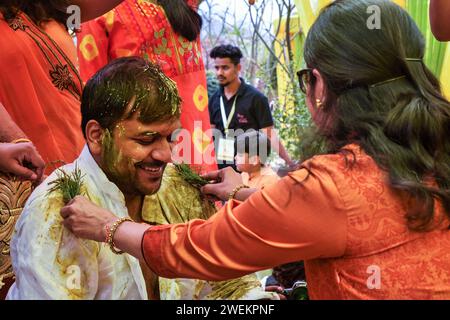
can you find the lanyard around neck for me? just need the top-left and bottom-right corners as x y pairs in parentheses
(220, 95), (238, 136)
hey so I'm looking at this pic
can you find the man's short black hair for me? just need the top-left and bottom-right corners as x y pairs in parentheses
(209, 44), (243, 65)
(235, 130), (271, 165)
(81, 56), (181, 138)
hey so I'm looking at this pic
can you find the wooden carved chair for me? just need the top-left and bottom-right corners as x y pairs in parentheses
(0, 173), (32, 299)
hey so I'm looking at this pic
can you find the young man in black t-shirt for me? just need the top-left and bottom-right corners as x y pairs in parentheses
(208, 44), (293, 170)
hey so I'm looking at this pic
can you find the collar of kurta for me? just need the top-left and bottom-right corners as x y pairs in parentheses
(76, 144), (127, 207)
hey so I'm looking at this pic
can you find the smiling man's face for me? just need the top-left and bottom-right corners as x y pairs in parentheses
(100, 112), (181, 197)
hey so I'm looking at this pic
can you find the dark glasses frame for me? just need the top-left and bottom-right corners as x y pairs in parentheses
(297, 68), (314, 94)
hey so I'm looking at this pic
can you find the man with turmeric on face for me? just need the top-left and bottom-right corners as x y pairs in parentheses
(7, 57), (181, 299)
(8, 57), (276, 300)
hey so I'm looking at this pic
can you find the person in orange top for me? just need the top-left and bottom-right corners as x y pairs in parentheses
(61, 0), (450, 299)
(235, 131), (279, 190)
(77, 0), (217, 173)
(0, 0), (124, 167)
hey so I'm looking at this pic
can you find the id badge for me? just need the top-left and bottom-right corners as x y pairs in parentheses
(217, 137), (235, 162)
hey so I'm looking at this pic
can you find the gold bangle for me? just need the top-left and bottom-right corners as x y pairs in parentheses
(11, 138), (31, 144)
(106, 217), (133, 255)
(228, 184), (250, 200)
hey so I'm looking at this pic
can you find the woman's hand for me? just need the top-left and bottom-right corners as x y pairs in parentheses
(61, 195), (150, 260)
(200, 167), (244, 201)
(0, 142), (44, 183)
(60, 195), (118, 242)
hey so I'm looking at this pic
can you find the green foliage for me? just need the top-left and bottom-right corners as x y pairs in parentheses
(272, 93), (307, 160)
(271, 59), (319, 161)
(48, 165), (84, 204)
(407, 0), (448, 77)
(174, 164), (209, 189)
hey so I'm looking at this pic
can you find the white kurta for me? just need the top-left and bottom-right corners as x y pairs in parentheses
(7, 145), (147, 300)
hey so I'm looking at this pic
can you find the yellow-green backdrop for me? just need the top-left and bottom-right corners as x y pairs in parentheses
(286, 0), (450, 98)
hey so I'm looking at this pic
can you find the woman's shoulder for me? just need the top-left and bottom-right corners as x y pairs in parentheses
(287, 144), (381, 187)
(300, 144), (372, 170)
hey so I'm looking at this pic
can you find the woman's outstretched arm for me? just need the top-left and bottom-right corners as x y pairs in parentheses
(61, 168), (347, 281)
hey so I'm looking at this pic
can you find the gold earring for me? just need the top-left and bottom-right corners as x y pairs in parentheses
(316, 99), (323, 109)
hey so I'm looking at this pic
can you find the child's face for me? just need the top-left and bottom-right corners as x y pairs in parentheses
(235, 152), (260, 173)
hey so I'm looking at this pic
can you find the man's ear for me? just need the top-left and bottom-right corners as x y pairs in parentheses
(312, 69), (327, 106)
(237, 63), (242, 74)
(85, 120), (105, 156)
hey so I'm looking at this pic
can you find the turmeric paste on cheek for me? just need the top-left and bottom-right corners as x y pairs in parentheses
(100, 129), (142, 188)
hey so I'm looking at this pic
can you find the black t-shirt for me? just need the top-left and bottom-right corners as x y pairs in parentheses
(208, 78), (274, 137)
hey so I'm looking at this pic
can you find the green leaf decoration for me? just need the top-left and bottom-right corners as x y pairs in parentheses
(48, 165), (85, 204)
(173, 164), (208, 189)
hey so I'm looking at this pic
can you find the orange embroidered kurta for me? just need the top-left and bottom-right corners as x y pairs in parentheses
(77, 0), (216, 173)
(0, 13), (84, 165)
(143, 144), (450, 299)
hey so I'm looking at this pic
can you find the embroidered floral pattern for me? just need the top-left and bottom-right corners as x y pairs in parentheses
(8, 13), (82, 98)
(305, 144), (450, 299)
(8, 17), (27, 31)
(50, 64), (74, 91)
(126, 0), (204, 77)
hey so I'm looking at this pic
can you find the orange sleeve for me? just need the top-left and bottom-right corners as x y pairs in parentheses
(142, 166), (348, 281)
(77, 15), (110, 83)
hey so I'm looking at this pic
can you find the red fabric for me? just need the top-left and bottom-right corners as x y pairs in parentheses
(77, 0), (216, 173)
(0, 13), (84, 166)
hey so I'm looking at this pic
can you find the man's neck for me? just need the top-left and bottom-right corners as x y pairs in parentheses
(124, 194), (144, 222)
(223, 78), (242, 100)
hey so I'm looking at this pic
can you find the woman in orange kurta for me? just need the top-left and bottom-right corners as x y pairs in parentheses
(61, 0), (450, 299)
(77, 0), (216, 173)
(0, 10), (83, 165)
(0, 1), (124, 166)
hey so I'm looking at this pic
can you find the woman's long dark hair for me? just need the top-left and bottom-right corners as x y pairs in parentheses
(0, 0), (70, 26)
(304, 0), (450, 232)
(158, 0), (202, 41)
